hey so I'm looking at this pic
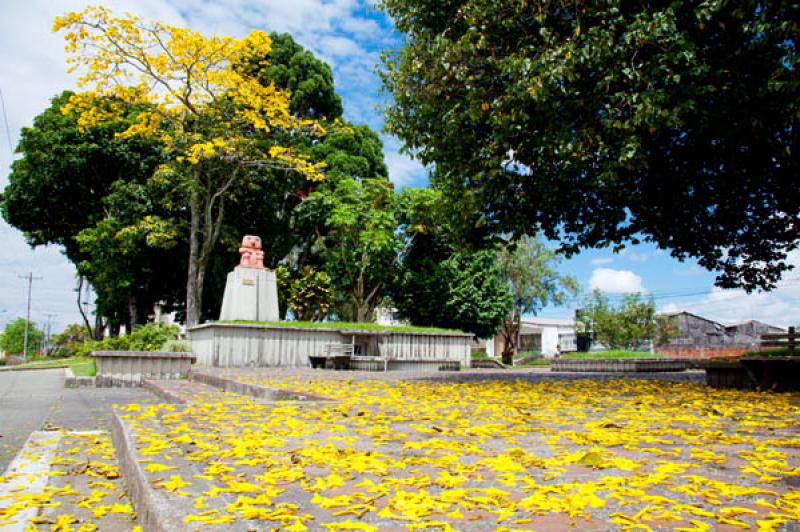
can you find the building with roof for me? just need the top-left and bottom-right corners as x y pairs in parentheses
(486, 317), (578, 358)
(657, 311), (785, 358)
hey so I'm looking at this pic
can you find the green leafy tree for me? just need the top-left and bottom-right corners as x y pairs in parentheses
(1, 92), (165, 332)
(75, 178), (185, 332)
(497, 236), (579, 364)
(392, 187), (512, 337)
(50, 324), (91, 358)
(441, 250), (512, 338)
(1, 91), (164, 263)
(250, 33), (343, 120)
(382, 0), (800, 291)
(0, 318), (45, 357)
(304, 177), (399, 322)
(200, 37), (386, 321)
(288, 267), (333, 321)
(577, 290), (662, 350)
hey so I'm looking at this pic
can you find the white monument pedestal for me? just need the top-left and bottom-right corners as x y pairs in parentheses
(219, 267), (279, 322)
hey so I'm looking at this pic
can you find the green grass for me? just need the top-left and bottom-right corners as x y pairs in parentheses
(218, 320), (464, 334)
(562, 350), (662, 359)
(70, 359), (96, 377)
(5, 356), (97, 376)
(744, 348), (799, 357)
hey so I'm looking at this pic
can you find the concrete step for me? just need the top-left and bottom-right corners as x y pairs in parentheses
(143, 379), (233, 405)
(107, 393), (407, 531)
(189, 370), (334, 403)
(0, 430), (138, 531)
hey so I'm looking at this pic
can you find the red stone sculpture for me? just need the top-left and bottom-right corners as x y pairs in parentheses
(238, 235), (265, 269)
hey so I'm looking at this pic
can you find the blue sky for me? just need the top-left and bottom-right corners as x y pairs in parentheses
(1, 0), (799, 333)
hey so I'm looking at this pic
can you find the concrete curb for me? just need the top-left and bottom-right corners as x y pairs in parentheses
(0, 431), (63, 531)
(142, 380), (188, 404)
(0, 364), (69, 372)
(110, 410), (188, 532)
(190, 370), (333, 402)
(111, 410), (257, 531)
(63, 367), (96, 388)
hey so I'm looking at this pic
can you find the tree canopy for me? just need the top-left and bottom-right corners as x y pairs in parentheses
(54, 6), (326, 325)
(1, 318), (44, 357)
(392, 188), (512, 337)
(381, 0), (800, 291)
(576, 290), (674, 350)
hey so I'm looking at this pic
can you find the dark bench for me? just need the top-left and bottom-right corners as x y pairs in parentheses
(309, 343), (354, 370)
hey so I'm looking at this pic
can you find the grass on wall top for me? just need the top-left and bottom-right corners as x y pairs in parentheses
(217, 320), (465, 334)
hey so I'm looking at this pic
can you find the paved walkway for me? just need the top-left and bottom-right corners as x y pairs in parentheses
(0, 368), (154, 472)
(0, 369), (63, 472)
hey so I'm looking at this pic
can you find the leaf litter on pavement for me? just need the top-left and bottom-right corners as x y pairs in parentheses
(116, 375), (800, 531)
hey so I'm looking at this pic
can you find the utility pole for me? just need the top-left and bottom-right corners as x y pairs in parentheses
(44, 313), (56, 356)
(18, 273), (42, 361)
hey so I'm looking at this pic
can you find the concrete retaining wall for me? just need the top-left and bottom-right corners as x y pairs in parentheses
(188, 323), (472, 369)
(93, 351), (195, 387)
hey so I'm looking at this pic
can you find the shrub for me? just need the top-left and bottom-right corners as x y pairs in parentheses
(50, 324), (91, 358)
(77, 323), (180, 356)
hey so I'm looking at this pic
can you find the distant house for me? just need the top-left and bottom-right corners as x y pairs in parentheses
(657, 311), (785, 357)
(487, 318), (577, 359)
(660, 312), (731, 348)
(724, 320), (786, 343)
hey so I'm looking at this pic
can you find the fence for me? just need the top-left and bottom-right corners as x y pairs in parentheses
(761, 326), (797, 353)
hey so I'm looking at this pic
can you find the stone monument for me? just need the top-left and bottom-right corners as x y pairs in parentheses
(219, 235), (279, 322)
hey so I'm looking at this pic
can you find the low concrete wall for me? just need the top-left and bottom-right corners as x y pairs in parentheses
(93, 351), (195, 387)
(188, 323), (472, 369)
(704, 357), (800, 391)
(551, 358), (690, 373)
(63, 367), (95, 388)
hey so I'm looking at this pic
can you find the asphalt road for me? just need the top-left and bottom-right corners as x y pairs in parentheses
(0, 369), (155, 472)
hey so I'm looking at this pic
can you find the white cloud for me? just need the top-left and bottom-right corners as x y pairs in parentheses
(590, 257), (613, 266)
(382, 135), (428, 188)
(658, 250), (800, 328)
(589, 268), (646, 294)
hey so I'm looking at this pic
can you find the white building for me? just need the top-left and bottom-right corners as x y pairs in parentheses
(487, 317), (577, 358)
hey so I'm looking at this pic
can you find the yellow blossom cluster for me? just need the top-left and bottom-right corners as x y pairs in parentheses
(53, 5), (325, 180)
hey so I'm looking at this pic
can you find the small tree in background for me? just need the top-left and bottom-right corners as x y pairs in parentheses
(305, 177), (399, 322)
(497, 236), (579, 364)
(50, 323), (92, 358)
(1, 318), (45, 357)
(289, 267), (333, 322)
(577, 290), (663, 351)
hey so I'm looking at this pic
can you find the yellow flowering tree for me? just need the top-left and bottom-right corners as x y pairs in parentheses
(54, 6), (326, 325)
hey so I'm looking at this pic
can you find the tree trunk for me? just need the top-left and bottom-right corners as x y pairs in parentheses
(127, 294), (137, 333)
(186, 189), (202, 327)
(185, 166), (237, 327)
(500, 309), (520, 365)
(93, 312), (105, 340)
(76, 276), (95, 339)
